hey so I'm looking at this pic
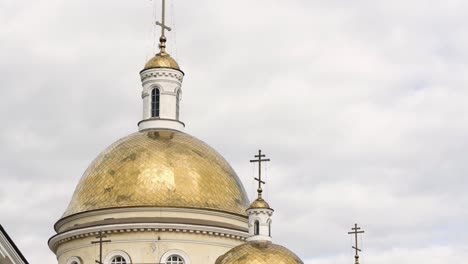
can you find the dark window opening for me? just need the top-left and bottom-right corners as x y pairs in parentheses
(176, 90), (180, 120)
(151, 88), (160, 117)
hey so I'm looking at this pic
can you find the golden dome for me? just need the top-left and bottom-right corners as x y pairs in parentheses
(143, 52), (180, 71)
(61, 129), (250, 218)
(249, 198), (271, 209)
(215, 241), (304, 264)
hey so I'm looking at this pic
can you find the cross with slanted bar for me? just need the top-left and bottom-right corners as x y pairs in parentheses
(91, 231), (111, 264)
(250, 150), (270, 198)
(348, 223), (365, 264)
(155, 0), (172, 36)
(154, 0), (172, 53)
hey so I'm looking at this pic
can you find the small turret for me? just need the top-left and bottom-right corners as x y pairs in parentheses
(138, 0), (184, 132)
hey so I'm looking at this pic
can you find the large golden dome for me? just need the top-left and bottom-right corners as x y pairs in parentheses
(61, 129), (250, 218)
(215, 241), (304, 264)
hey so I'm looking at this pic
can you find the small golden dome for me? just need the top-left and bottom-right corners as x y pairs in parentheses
(143, 52), (180, 71)
(61, 130), (250, 218)
(216, 241), (303, 264)
(248, 198), (271, 210)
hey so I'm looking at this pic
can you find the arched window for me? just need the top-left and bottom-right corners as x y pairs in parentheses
(66, 256), (82, 264)
(166, 255), (185, 264)
(254, 220), (260, 235)
(268, 220), (272, 236)
(111, 256), (127, 264)
(176, 90), (180, 120)
(151, 88), (160, 117)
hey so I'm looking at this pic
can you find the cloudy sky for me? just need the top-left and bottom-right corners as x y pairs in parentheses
(1, 0), (468, 263)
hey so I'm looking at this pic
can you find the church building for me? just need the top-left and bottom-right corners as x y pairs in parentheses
(0, 225), (29, 264)
(47, 1), (303, 263)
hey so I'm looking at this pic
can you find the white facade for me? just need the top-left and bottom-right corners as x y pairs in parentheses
(49, 207), (248, 264)
(246, 207), (274, 242)
(138, 68), (185, 131)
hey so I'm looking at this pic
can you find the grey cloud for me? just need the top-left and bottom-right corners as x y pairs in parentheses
(1, 0), (468, 263)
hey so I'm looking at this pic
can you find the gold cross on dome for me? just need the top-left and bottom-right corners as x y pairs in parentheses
(155, 0), (172, 52)
(250, 150), (270, 199)
(348, 223), (365, 264)
(156, 0), (172, 36)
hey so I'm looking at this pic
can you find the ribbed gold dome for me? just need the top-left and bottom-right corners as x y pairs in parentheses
(215, 241), (303, 264)
(62, 129), (250, 218)
(143, 52), (180, 71)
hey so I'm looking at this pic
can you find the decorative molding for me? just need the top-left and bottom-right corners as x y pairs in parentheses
(142, 78), (181, 87)
(247, 208), (273, 216)
(141, 71), (184, 82)
(49, 222), (248, 253)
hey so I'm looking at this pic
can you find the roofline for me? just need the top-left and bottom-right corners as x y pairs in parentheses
(0, 225), (29, 264)
(54, 206), (249, 232)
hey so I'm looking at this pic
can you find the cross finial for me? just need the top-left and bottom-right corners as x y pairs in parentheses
(155, 0), (172, 53)
(348, 223), (365, 264)
(250, 150), (270, 199)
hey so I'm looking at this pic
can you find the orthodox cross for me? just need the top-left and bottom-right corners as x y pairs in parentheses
(348, 223), (365, 264)
(250, 150), (270, 199)
(155, 0), (172, 52)
(91, 231), (111, 264)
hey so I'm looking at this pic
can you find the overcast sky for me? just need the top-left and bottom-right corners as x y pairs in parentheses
(1, 0), (468, 263)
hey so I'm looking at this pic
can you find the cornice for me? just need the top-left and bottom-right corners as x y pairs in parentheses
(49, 222), (248, 253)
(140, 70), (184, 82)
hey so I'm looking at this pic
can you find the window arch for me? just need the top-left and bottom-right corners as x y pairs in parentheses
(104, 251), (131, 264)
(166, 255), (185, 264)
(160, 249), (191, 264)
(151, 88), (160, 117)
(66, 257), (82, 264)
(176, 90), (180, 120)
(254, 220), (260, 235)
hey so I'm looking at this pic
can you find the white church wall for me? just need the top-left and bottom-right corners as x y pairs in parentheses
(56, 231), (243, 264)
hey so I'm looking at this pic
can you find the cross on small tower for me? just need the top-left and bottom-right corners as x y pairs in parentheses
(250, 150), (270, 199)
(348, 223), (365, 264)
(155, 0), (172, 53)
(91, 231), (111, 264)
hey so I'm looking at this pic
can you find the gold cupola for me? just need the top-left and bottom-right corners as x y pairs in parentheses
(143, 36), (181, 71)
(215, 241), (304, 264)
(215, 150), (304, 264)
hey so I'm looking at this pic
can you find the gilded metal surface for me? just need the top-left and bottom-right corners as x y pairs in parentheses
(62, 130), (250, 218)
(215, 241), (304, 264)
(143, 52), (180, 70)
(248, 198), (271, 209)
